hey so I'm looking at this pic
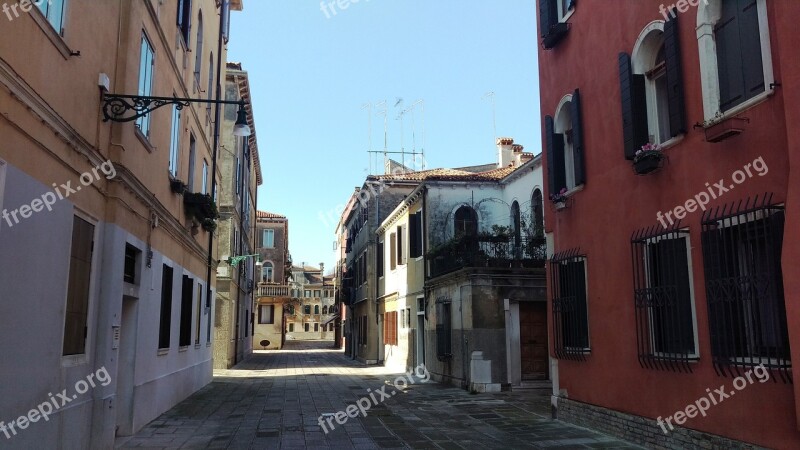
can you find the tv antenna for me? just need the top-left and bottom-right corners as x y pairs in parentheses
(482, 91), (497, 145)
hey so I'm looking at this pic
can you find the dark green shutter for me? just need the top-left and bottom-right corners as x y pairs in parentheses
(545, 115), (566, 195)
(716, 1), (745, 111)
(618, 53), (649, 160)
(539, 0), (556, 38)
(664, 10), (687, 137)
(739, 0), (765, 99)
(571, 89), (586, 186)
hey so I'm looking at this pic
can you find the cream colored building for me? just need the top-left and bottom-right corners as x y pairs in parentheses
(0, 0), (244, 447)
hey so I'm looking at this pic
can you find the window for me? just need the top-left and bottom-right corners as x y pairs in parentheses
(207, 52), (214, 116)
(407, 308), (411, 328)
(532, 189), (544, 238)
(124, 244), (139, 284)
(261, 262), (273, 283)
(136, 33), (155, 137)
(195, 283), (202, 345)
(396, 225), (407, 265)
(304, 305), (311, 314)
(632, 228), (697, 371)
(701, 197), (789, 380)
(63, 216), (94, 356)
(314, 323), (319, 332)
(400, 309), (405, 329)
(539, 0), (572, 49)
(620, 19), (686, 159)
(377, 239), (385, 277)
(263, 229), (275, 248)
(167, 104), (181, 176)
(435, 300), (452, 360)
(511, 201), (521, 248)
(697, 0), (773, 120)
(409, 213), (423, 258)
(187, 134), (196, 190)
(304, 323), (310, 332)
(322, 306), (328, 314)
(314, 290), (321, 298)
(201, 160), (208, 194)
(193, 12), (204, 85)
(304, 290), (311, 298)
(177, 0), (192, 45)
(221, 0), (231, 43)
(258, 305), (275, 324)
(289, 323), (294, 332)
(179, 276), (194, 347)
(546, 91), (585, 195)
(159, 265), (174, 349)
(454, 206), (477, 239)
(550, 250), (589, 359)
(390, 232), (397, 270)
(384, 311), (398, 345)
(314, 305), (320, 315)
(36, 0), (66, 34)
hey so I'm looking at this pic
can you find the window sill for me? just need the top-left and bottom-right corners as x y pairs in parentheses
(30, 8), (71, 60)
(703, 89), (775, 128)
(659, 134), (684, 151)
(194, 343), (201, 349)
(179, 346), (189, 353)
(135, 127), (156, 153)
(61, 354), (88, 367)
(157, 348), (169, 356)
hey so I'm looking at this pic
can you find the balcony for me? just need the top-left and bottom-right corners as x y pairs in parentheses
(426, 232), (547, 279)
(257, 284), (290, 298)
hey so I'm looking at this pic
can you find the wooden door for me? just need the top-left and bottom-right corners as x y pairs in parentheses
(520, 302), (548, 380)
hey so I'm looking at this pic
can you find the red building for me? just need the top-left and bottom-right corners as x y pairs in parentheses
(538, 0), (800, 448)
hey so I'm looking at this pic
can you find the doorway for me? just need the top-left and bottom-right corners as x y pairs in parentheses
(519, 302), (548, 380)
(416, 297), (425, 367)
(115, 297), (138, 436)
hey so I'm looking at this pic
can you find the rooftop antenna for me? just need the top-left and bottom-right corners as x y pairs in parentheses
(361, 102), (373, 173)
(482, 91), (497, 146)
(375, 100), (388, 172)
(395, 98), (405, 172)
(408, 99), (425, 170)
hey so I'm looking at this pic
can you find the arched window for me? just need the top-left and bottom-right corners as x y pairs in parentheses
(532, 189), (544, 238)
(314, 305), (320, 314)
(193, 11), (204, 84)
(454, 206), (477, 238)
(322, 306), (328, 314)
(304, 323), (309, 332)
(554, 98), (576, 189)
(261, 262), (273, 283)
(511, 201), (521, 248)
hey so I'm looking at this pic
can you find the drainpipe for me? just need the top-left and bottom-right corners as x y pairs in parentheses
(206, 0), (227, 345)
(374, 184), (381, 365)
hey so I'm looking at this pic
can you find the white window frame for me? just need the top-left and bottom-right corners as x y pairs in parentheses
(263, 229), (275, 248)
(136, 32), (155, 138)
(557, 0), (575, 22)
(554, 94), (578, 191)
(62, 209), (100, 367)
(36, 0), (67, 35)
(632, 21), (679, 146)
(201, 159), (208, 194)
(641, 232), (700, 360)
(696, 0), (775, 123)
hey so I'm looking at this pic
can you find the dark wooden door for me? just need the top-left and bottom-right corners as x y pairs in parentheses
(520, 302), (548, 380)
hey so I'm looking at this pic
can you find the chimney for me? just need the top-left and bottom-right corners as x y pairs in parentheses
(512, 144), (524, 166)
(320, 262), (325, 274)
(497, 137), (514, 168)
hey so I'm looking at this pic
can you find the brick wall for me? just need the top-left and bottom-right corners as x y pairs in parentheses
(556, 397), (766, 450)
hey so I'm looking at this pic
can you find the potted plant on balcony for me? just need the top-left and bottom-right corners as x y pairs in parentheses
(170, 179), (188, 194)
(633, 142), (665, 175)
(550, 188), (569, 211)
(183, 192), (220, 233)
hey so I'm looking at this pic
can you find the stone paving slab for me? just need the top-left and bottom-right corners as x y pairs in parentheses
(116, 340), (643, 449)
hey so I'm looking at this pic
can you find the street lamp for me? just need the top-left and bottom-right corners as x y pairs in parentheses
(101, 93), (252, 139)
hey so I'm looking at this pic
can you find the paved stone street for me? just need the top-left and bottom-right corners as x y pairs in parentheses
(116, 341), (641, 449)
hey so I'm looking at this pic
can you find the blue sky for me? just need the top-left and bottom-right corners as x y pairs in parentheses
(228, 0), (540, 271)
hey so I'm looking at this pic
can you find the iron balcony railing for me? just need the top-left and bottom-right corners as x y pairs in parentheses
(426, 232), (547, 279)
(257, 284), (291, 298)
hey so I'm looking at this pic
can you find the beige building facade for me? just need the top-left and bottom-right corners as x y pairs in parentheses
(0, 0), (245, 447)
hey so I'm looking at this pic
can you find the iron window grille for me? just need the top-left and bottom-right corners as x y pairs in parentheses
(435, 297), (452, 361)
(550, 248), (589, 360)
(701, 194), (790, 383)
(631, 224), (698, 373)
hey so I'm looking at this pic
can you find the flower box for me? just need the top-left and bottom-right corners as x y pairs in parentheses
(704, 117), (748, 143)
(633, 153), (663, 175)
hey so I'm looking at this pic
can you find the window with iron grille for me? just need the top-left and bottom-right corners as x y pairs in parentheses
(631, 226), (697, 372)
(435, 298), (452, 360)
(550, 249), (589, 360)
(701, 195), (790, 382)
(124, 244), (139, 284)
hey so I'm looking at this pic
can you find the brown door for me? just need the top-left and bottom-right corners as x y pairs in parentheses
(520, 302), (548, 380)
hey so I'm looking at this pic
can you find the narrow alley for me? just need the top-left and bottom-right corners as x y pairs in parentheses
(117, 341), (641, 449)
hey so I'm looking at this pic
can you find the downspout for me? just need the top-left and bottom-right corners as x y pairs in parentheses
(375, 183), (381, 364)
(207, 1), (226, 358)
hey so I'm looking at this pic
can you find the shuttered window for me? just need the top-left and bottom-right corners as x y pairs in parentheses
(619, 54), (650, 159)
(179, 276), (194, 347)
(545, 115), (567, 194)
(158, 265), (174, 349)
(409, 213), (423, 258)
(63, 216), (94, 356)
(377, 239), (385, 277)
(383, 311), (398, 346)
(390, 232), (397, 270)
(715, 0), (765, 112)
(539, 0), (572, 49)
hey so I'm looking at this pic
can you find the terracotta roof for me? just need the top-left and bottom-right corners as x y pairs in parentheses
(257, 211), (286, 219)
(375, 165), (521, 182)
(372, 168), (475, 181)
